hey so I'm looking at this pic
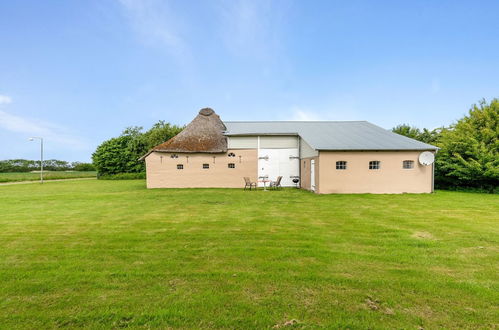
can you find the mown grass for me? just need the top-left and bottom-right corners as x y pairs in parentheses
(0, 180), (497, 329)
(0, 171), (96, 183)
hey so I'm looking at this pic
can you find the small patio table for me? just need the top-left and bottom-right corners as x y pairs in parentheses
(258, 179), (271, 191)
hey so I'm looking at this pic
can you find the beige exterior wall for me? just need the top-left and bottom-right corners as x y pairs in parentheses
(145, 147), (434, 193)
(145, 149), (257, 188)
(317, 151), (434, 194)
(300, 156), (319, 192)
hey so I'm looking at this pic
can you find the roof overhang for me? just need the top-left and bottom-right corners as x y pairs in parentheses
(317, 148), (439, 152)
(224, 132), (299, 136)
(139, 149), (227, 161)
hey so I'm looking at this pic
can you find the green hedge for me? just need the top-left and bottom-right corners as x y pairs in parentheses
(98, 172), (146, 180)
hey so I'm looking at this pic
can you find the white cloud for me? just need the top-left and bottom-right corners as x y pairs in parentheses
(0, 110), (89, 149)
(290, 107), (325, 121)
(216, 0), (286, 58)
(0, 95), (12, 104)
(287, 102), (362, 121)
(118, 0), (190, 60)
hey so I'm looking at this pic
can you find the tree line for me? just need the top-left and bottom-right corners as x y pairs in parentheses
(92, 121), (183, 175)
(392, 98), (498, 192)
(92, 99), (498, 191)
(0, 159), (95, 172)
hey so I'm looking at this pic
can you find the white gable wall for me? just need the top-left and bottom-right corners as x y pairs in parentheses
(227, 135), (300, 187)
(300, 138), (318, 158)
(259, 136), (298, 148)
(227, 136), (258, 149)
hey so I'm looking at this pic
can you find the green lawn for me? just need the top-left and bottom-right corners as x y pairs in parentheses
(0, 180), (497, 329)
(0, 171), (96, 183)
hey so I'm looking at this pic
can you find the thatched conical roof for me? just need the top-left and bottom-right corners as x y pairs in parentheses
(148, 108), (227, 155)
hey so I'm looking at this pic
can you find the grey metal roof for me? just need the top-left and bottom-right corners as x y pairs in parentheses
(223, 121), (438, 151)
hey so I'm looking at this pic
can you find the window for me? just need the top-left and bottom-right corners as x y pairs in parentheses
(403, 160), (414, 169)
(369, 161), (380, 170)
(228, 152), (235, 157)
(336, 161), (347, 170)
(177, 164), (183, 170)
(228, 163), (235, 168)
(203, 163), (209, 169)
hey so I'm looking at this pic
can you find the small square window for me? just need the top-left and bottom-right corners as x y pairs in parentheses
(369, 161), (380, 170)
(336, 161), (347, 170)
(177, 164), (183, 170)
(403, 160), (414, 169)
(228, 163), (235, 168)
(203, 163), (209, 169)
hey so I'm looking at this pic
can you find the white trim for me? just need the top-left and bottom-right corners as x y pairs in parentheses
(311, 159), (316, 192)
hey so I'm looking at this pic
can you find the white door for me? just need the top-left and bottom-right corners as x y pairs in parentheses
(258, 148), (299, 187)
(310, 159), (316, 191)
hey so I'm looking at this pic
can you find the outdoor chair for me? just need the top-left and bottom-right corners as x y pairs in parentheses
(270, 176), (283, 190)
(244, 177), (257, 190)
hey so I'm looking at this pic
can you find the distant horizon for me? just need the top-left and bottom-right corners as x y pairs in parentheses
(1, 0), (498, 162)
(0, 109), (476, 163)
(0, 101), (485, 163)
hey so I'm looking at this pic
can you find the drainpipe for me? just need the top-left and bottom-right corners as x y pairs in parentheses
(431, 162), (434, 193)
(298, 137), (301, 188)
(431, 150), (437, 193)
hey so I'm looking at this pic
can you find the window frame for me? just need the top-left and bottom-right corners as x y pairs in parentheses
(335, 161), (347, 170)
(177, 164), (184, 170)
(369, 160), (381, 170)
(403, 160), (414, 169)
(228, 163), (235, 169)
(202, 163), (210, 169)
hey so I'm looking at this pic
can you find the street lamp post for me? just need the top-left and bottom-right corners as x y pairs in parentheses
(29, 137), (44, 184)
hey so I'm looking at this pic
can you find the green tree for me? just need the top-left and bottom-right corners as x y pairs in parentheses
(392, 124), (441, 144)
(142, 120), (183, 150)
(43, 159), (71, 171)
(392, 124), (421, 140)
(436, 99), (498, 190)
(92, 121), (183, 175)
(72, 162), (96, 171)
(92, 135), (135, 175)
(0, 159), (91, 172)
(121, 126), (148, 173)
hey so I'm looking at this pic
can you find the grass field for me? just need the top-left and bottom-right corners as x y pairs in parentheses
(0, 180), (497, 328)
(0, 171), (96, 183)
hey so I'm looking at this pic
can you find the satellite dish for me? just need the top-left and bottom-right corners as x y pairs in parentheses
(419, 151), (435, 166)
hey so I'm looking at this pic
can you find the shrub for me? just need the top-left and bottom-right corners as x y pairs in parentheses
(0, 159), (94, 172)
(72, 162), (95, 171)
(393, 99), (498, 192)
(98, 172), (146, 180)
(92, 121), (183, 176)
(435, 99), (498, 191)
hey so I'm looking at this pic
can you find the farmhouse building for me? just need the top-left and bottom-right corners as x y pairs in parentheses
(141, 108), (438, 194)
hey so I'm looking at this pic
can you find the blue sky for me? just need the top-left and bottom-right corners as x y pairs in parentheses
(1, 0), (498, 162)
